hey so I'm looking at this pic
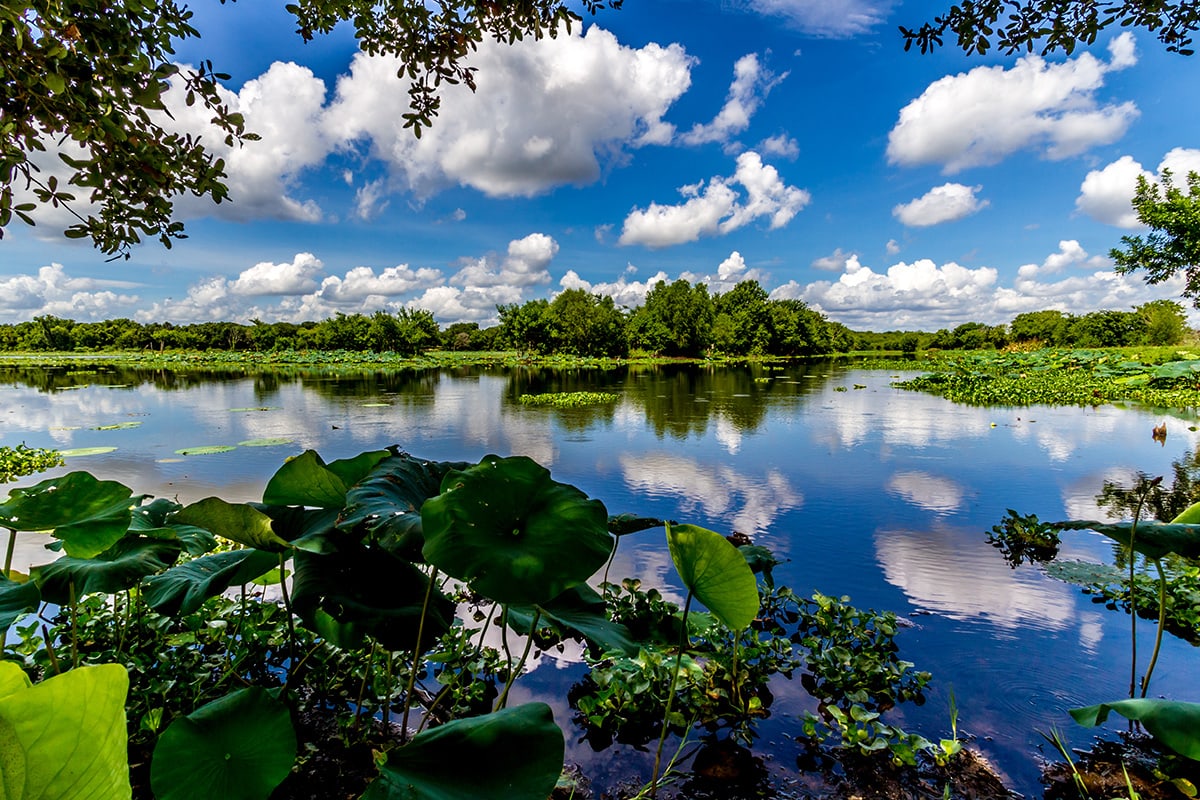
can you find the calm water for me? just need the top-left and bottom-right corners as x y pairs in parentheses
(2, 360), (1197, 797)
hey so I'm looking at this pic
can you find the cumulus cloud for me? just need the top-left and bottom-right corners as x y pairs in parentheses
(558, 269), (671, 308)
(315, 264), (443, 304)
(771, 240), (1191, 329)
(619, 151), (810, 247)
(325, 24), (694, 197)
(759, 134), (800, 159)
(1077, 148), (1200, 228)
(812, 248), (855, 271)
(887, 34), (1139, 173)
(450, 233), (558, 288)
(0, 264), (141, 320)
(229, 253), (325, 296)
(741, 0), (895, 37)
(893, 183), (988, 227)
(886, 239), (901, 255)
(680, 54), (786, 146)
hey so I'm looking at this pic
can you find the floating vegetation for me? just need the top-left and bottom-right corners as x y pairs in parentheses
(49, 426), (81, 431)
(237, 438), (295, 448)
(361, 402), (392, 408)
(94, 422), (142, 431)
(229, 407), (280, 413)
(175, 445), (238, 456)
(518, 391), (619, 407)
(59, 447), (117, 457)
(0, 444), (63, 482)
(833, 386), (848, 392)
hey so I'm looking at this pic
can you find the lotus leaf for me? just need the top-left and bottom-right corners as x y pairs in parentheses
(173, 498), (290, 552)
(361, 702), (564, 800)
(32, 537), (183, 605)
(0, 662), (132, 799)
(666, 522), (759, 631)
(607, 513), (669, 537)
(1052, 519), (1200, 559)
(506, 583), (639, 657)
(339, 453), (470, 559)
(290, 544), (454, 652)
(174, 445), (237, 456)
(262, 449), (389, 508)
(0, 472), (140, 559)
(236, 438), (294, 447)
(130, 498), (217, 556)
(142, 549), (280, 616)
(150, 687), (296, 800)
(0, 573), (39, 629)
(421, 455), (612, 606)
(251, 505), (343, 554)
(1071, 699), (1200, 761)
(59, 447), (117, 457)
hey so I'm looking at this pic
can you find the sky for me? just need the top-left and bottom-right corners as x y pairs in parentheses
(5, 0), (1200, 332)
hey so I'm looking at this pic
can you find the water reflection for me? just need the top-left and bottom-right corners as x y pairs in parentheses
(886, 470), (968, 514)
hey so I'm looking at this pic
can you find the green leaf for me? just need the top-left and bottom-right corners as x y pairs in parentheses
(607, 513), (668, 536)
(174, 445), (237, 456)
(362, 703), (564, 800)
(0, 472), (140, 558)
(130, 498), (217, 556)
(261, 450), (351, 508)
(1071, 699), (1200, 760)
(325, 449), (391, 488)
(421, 455), (612, 605)
(666, 522), (759, 630)
(0, 573), (39, 630)
(142, 549), (279, 616)
(32, 537), (182, 604)
(340, 453), (470, 559)
(507, 583), (639, 657)
(0, 662), (132, 799)
(1172, 502), (1200, 524)
(291, 544), (453, 652)
(150, 687), (296, 800)
(173, 498), (290, 552)
(1052, 519), (1200, 559)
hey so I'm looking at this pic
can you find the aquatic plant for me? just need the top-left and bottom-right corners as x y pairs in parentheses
(517, 391), (620, 406)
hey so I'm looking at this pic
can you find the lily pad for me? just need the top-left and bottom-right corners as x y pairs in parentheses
(94, 421), (142, 431)
(175, 445), (237, 456)
(667, 522), (760, 631)
(32, 537), (183, 605)
(173, 498), (290, 551)
(1043, 559), (1126, 586)
(0, 471), (141, 558)
(150, 686), (296, 800)
(228, 407), (280, 412)
(1072, 699), (1200, 761)
(60, 446), (117, 457)
(422, 455), (612, 606)
(236, 438), (294, 447)
(361, 402), (392, 407)
(143, 549), (279, 616)
(0, 572), (40, 629)
(262, 449), (390, 509)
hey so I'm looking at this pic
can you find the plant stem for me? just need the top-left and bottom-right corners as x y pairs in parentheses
(602, 538), (620, 601)
(494, 609), (540, 712)
(401, 567), (437, 743)
(41, 624), (61, 675)
(277, 552), (296, 679)
(3, 527), (14, 577)
(1140, 557), (1169, 697)
(354, 641), (379, 734)
(1128, 493), (1145, 699)
(650, 591), (693, 799)
(69, 579), (78, 669)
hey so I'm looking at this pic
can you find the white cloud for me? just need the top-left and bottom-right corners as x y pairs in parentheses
(887, 33), (1139, 173)
(315, 264), (443, 304)
(558, 269), (671, 308)
(0, 265), (141, 320)
(893, 183), (988, 227)
(759, 134), (800, 159)
(451, 233), (558, 288)
(772, 241), (1192, 330)
(680, 54), (786, 146)
(886, 239), (901, 255)
(229, 253), (325, 296)
(1077, 148), (1200, 228)
(325, 24), (694, 197)
(812, 248), (855, 271)
(354, 179), (389, 221)
(743, 0), (895, 37)
(619, 151), (810, 247)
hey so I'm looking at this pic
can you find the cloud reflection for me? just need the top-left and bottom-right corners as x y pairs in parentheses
(887, 470), (967, 514)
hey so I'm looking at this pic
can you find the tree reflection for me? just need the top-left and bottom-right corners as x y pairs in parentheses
(1096, 448), (1200, 522)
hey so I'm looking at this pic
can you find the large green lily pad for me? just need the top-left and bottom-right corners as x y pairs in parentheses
(0, 573), (39, 629)
(1053, 519), (1200, 559)
(142, 549), (280, 616)
(32, 537), (183, 605)
(173, 498), (290, 552)
(1072, 699), (1200, 761)
(0, 472), (140, 558)
(507, 583), (639, 657)
(666, 522), (759, 631)
(0, 662), (131, 799)
(262, 449), (390, 508)
(361, 703), (564, 800)
(422, 455), (612, 606)
(150, 687), (296, 800)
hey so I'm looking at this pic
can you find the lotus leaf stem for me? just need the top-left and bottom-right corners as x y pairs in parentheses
(494, 608), (541, 712)
(1128, 492), (1145, 699)
(354, 640), (380, 734)
(651, 591), (693, 798)
(602, 539), (620, 601)
(1140, 557), (1169, 697)
(69, 578), (78, 669)
(401, 567), (438, 742)
(41, 623), (61, 675)
(277, 552), (297, 675)
(2, 527), (14, 577)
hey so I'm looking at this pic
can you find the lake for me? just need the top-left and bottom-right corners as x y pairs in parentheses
(2, 359), (1197, 797)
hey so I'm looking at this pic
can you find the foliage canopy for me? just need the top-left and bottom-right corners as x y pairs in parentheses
(1111, 171), (1200, 306)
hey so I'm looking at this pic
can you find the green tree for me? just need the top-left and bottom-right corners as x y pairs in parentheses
(627, 279), (714, 357)
(1, 0), (620, 256)
(902, 1), (1200, 57)
(546, 289), (628, 357)
(713, 280), (772, 356)
(1111, 171), (1200, 305)
(1067, 309), (1146, 347)
(767, 299), (835, 356)
(497, 299), (552, 355)
(1136, 299), (1188, 345)
(1010, 310), (1071, 345)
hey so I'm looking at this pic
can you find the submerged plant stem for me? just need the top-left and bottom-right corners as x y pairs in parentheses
(651, 591), (693, 799)
(1140, 558), (1169, 698)
(401, 567), (438, 742)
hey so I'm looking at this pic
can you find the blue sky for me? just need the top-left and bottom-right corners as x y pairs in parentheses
(5, 0), (1200, 331)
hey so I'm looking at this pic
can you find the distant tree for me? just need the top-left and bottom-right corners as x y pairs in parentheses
(546, 289), (628, 357)
(1010, 310), (1071, 345)
(901, 1), (1200, 57)
(627, 279), (714, 357)
(1136, 299), (1189, 345)
(1111, 170), (1200, 305)
(767, 299), (834, 356)
(899, 333), (920, 354)
(1067, 310), (1146, 347)
(441, 322), (482, 351)
(497, 300), (552, 355)
(392, 308), (440, 355)
(712, 280), (772, 356)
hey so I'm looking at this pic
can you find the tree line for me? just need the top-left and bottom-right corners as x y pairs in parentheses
(0, 284), (1188, 357)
